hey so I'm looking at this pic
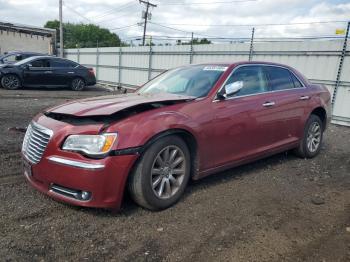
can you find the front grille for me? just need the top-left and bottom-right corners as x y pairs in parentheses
(22, 122), (53, 164)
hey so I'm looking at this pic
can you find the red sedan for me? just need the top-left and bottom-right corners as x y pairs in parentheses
(22, 62), (331, 211)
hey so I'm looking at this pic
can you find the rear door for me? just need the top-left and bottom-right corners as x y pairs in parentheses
(50, 58), (79, 86)
(23, 58), (53, 86)
(263, 66), (309, 143)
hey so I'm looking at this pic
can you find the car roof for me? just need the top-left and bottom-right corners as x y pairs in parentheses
(191, 61), (294, 68)
(23, 56), (80, 65)
(5, 51), (46, 55)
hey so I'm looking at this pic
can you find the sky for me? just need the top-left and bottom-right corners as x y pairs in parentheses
(0, 0), (349, 44)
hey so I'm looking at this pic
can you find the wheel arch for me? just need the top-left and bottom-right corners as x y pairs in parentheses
(310, 106), (327, 131)
(134, 128), (199, 179)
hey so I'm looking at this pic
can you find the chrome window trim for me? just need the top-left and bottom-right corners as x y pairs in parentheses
(213, 64), (306, 102)
(48, 156), (105, 170)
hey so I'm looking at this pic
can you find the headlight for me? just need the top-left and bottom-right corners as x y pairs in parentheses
(62, 133), (117, 156)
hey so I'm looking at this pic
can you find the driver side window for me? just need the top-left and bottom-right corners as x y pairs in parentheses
(225, 66), (268, 97)
(30, 59), (50, 68)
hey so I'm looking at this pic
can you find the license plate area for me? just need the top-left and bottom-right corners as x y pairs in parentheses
(23, 160), (32, 177)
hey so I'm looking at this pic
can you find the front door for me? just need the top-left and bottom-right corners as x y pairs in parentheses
(209, 65), (285, 169)
(23, 59), (53, 86)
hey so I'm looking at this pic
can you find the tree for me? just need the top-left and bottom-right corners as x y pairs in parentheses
(44, 20), (126, 48)
(176, 37), (212, 45)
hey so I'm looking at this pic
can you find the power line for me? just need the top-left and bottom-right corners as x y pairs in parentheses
(93, 2), (140, 23)
(150, 20), (349, 28)
(63, 1), (139, 29)
(109, 24), (140, 31)
(62, 2), (140, 33)
(122, 33), (346, 42)
(149, 21), (228, 39)
(155, 0), (257, 5)
(62, 2), (94, 23)
(95, 10), (140, 25)
(89, 1), (136, 20)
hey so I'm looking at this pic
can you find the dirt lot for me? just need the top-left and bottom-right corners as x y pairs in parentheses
(0, 87), (349, 262)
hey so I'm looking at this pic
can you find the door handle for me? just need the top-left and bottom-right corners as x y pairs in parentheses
(44, 71), (52, 74)
(67, 72), (75, 74)
(300, 95), (310, 100)
(262, 101), (275, 107)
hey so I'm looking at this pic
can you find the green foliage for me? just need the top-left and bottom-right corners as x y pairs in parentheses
(176, 38), (212, 45)
(44, 20), (125, 48)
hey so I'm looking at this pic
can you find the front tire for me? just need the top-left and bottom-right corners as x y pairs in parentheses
(128, 135), (191, 211)
(1, 74), (21, 90)
(71, 77), (85, 91)
(294, 114), (323, 158)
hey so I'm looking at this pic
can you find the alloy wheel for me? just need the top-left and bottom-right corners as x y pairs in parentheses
(3, 75), (20, 89)
(306, 122), (321, 152)
(150, 145), (186, 199)
(72, 78), (84, 91)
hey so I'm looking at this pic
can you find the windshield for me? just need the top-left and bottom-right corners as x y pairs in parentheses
(137, 65), (228, 98)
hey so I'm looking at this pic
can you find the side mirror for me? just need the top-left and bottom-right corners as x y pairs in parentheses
(24, 64), (32, 70)
(224, 81), (243, 97)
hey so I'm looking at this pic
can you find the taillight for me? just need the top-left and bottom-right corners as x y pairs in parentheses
(88, 68), (95, 76)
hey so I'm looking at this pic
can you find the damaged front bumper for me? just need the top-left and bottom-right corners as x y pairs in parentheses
(23, 153), (138, 209)
(22, 114), (139, 210)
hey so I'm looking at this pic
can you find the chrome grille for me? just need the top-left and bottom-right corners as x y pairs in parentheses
(22, 122), (53, 164)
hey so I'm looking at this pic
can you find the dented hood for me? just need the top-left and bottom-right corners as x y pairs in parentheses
(46, 92), (194, 117)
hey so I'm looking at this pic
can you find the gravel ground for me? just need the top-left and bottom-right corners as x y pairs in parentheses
(0, 87), (349, 262)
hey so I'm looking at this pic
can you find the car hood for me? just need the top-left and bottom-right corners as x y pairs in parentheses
(46, 92), (195, 117)
(0, 63), (15, 68)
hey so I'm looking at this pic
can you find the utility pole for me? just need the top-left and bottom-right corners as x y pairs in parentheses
(59, 0), (63, 57)
(139, 0), (157, 46)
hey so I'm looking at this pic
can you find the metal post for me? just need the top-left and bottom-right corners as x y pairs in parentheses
(77, 47), (80, 64)
(148, 38), (153, 80)
(118, 46), (122, 90)
(59, 0), (63, 58)
(332, 21), (350, 106)
(248, 27), (255, 61)
(95, 45), (99, 81)
(189, 32), (194, 64)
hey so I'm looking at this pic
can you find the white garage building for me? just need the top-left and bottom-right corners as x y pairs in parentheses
(0, 21), (56, 55)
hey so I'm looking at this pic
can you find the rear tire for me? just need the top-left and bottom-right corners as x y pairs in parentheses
(1, 74), (21, 90)
(294, 114), (323, 158)
(70, 77), (85, 91)
(128, 135), (191, 211)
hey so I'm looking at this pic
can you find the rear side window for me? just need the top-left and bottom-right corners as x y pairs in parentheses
(290, 73), (303, 88)
(225, 66), (268, 97)
(265, 66), (295, 91)
(51, 59), (77, 68)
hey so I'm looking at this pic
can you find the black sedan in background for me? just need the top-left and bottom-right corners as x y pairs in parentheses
(0, 56), (96, 91)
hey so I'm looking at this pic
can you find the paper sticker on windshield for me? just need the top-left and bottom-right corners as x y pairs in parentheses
(203, 66), (228, 71)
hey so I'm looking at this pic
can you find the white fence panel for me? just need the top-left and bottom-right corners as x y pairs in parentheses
(65, 38), (350, 126)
